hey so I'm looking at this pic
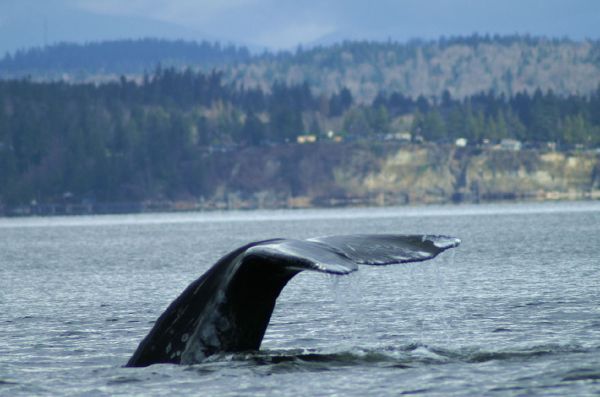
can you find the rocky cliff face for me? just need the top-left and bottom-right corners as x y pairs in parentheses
(7, 141), (597, 216)
(460, 150), (599, 201)
(199, 142), (600, 208)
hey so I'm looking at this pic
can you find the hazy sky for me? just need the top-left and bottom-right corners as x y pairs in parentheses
(1, 0), (599, 54)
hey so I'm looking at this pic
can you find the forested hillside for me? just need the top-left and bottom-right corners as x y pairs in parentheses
(2, 36), (599, 100)
(1, 68), (599, 211)
(229, 36), (600, 101)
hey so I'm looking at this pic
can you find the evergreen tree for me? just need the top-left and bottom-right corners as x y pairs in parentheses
(421, 110), (446, 141)
(242, 111), (266, 145)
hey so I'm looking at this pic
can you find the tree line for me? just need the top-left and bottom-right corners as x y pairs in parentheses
(373, 88), (600, 145)
(0, 68), (599, 207)
(226, 36), (600, 100)
(2, 35), (599, 100)
(0, 38), (251, 77)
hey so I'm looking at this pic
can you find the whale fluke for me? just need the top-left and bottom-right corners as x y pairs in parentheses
(126, 234), (460, 367)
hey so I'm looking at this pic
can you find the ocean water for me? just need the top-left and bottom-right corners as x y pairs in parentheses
(1, 202), (599, 396)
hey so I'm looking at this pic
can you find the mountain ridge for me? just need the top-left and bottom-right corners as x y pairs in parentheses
(2, 35), (599, 100)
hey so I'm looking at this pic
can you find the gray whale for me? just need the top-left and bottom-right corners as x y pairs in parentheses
(126, 234), (460, 367)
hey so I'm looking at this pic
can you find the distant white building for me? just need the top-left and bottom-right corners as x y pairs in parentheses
(500, 139), (522, 151)
(385, 132), (412, 142)
(325, 130), (343, 142)
(455, 137), (468, 147)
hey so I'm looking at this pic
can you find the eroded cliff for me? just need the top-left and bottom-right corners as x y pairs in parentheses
(199, 142), (600, 208)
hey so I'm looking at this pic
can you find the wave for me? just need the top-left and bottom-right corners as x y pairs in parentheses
(183, 343), (595, 373)
(562, 368), (600, 382)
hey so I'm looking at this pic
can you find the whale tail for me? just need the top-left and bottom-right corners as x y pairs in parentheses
(126, 234), (460, 367)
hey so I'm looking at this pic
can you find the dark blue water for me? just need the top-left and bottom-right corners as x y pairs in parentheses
(1, 202), (599, 396)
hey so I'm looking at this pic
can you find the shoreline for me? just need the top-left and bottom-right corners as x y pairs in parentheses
(2, 193), (599, 218)
(3, 142), (599, 218)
